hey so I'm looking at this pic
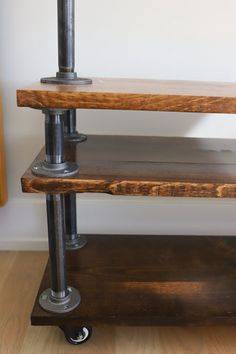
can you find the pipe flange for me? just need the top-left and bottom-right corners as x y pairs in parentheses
(39, 287), (81, 314)
(64, 132), (87, 143)
(31, 161), (79, 177)
(41, 74), (92, 85)
(66, 234), (87, 250)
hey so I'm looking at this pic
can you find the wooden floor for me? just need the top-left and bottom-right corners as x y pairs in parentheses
(2, 252), (236, 354)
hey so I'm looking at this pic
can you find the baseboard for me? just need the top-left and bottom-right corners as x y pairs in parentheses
(0, 195), (236, 250)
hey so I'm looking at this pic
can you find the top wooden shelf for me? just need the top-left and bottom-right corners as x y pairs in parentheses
(17, 78), (236, 114)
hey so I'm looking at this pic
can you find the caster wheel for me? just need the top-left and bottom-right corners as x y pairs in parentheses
(64, 326), (92, 345)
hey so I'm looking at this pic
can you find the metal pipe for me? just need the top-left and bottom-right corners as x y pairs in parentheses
(65, 193), (77, 241)
(39, 192), (81, 313)
(63, 111), (87, 249)
(45, 111), (65, 164)
(63, 109), (87, 143)
(41, 0), (92, 84)
(58, 0), (75, 74)
(64, 192), (87, 250)
(38, 113), (80, 314)
(31, 109), (79, 177)
(63, 109), (76, 135)
(46, 194), (68, 298)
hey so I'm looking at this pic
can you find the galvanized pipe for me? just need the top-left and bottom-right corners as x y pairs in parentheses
(46, 194), (68, 298)
(45, 111), (65, 164)
(57, 0), (75, 75)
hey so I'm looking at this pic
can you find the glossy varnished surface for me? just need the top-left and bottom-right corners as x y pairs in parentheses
(17, 78), (236, 113)
(32, 235), (236, 326)
(22, 135), (236, 197)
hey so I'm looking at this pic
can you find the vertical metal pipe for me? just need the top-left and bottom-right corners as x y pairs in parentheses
(46, 194), (68, 298)
(45, 111), (65, 164)
(32, 110), (79, 177)
(63, 112), (78, 247)
(64, 109), (76, 135)
(39, 112), (81, 313)
(58, 0), (75, 74)
(63, 109), (87, 143)
(63, 111), (87, 249)
(65, 193), (77, 242)
(41, 0), (92, 85)
(40, 191), (81, 312)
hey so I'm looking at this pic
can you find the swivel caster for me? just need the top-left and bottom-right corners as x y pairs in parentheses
(60, 326), (92, 345)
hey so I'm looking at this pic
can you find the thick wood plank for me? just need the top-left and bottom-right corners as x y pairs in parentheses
(2, 252), (236, 353)
(17, 78), (236, 113)
(31, 235), (236, 327)
(22, 135), (236, 197)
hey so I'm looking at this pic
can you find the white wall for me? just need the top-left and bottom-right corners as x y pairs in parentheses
(1, 0), (236, 250)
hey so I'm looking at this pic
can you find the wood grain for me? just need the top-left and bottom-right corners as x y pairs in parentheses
(32, 235), (236, 327)
(1, 252), (236, 353)
(19, 325), (236, 354)
(0, 252), (47, 354)
(0, 92), (7, 206)
(22, 135), (236, 197)
(17, 78), (236, 113)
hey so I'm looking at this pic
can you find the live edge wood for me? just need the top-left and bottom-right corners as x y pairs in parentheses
(32, 234), (236, 326)
(22, 135), (236, 197)
(17, 78), (236, 113)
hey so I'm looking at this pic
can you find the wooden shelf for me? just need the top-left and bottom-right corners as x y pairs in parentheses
(17, 78), (236, 114)
(22, 135), (236, 198)
(32, 234), (236, 327)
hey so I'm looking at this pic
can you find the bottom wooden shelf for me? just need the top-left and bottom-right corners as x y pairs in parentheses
(32, 235), (236, 327)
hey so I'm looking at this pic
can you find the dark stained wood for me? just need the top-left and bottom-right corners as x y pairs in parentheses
(31, 234), (236, 326)
(22, 135), (236, 197)
(17, 78), (236, 113)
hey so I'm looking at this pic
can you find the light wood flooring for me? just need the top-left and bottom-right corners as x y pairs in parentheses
(1, 251), (236, 354)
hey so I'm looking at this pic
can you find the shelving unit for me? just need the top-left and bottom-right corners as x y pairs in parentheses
(16, 0), (236, 346)
(17, 79), (236, 334)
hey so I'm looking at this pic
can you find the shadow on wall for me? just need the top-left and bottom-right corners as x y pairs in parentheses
(78, 110), (207, 137)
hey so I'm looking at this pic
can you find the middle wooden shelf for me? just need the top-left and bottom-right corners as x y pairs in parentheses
(21, 135), (236, 198)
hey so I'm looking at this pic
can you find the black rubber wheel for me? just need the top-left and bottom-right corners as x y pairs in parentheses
(64, 326), (92, 345)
